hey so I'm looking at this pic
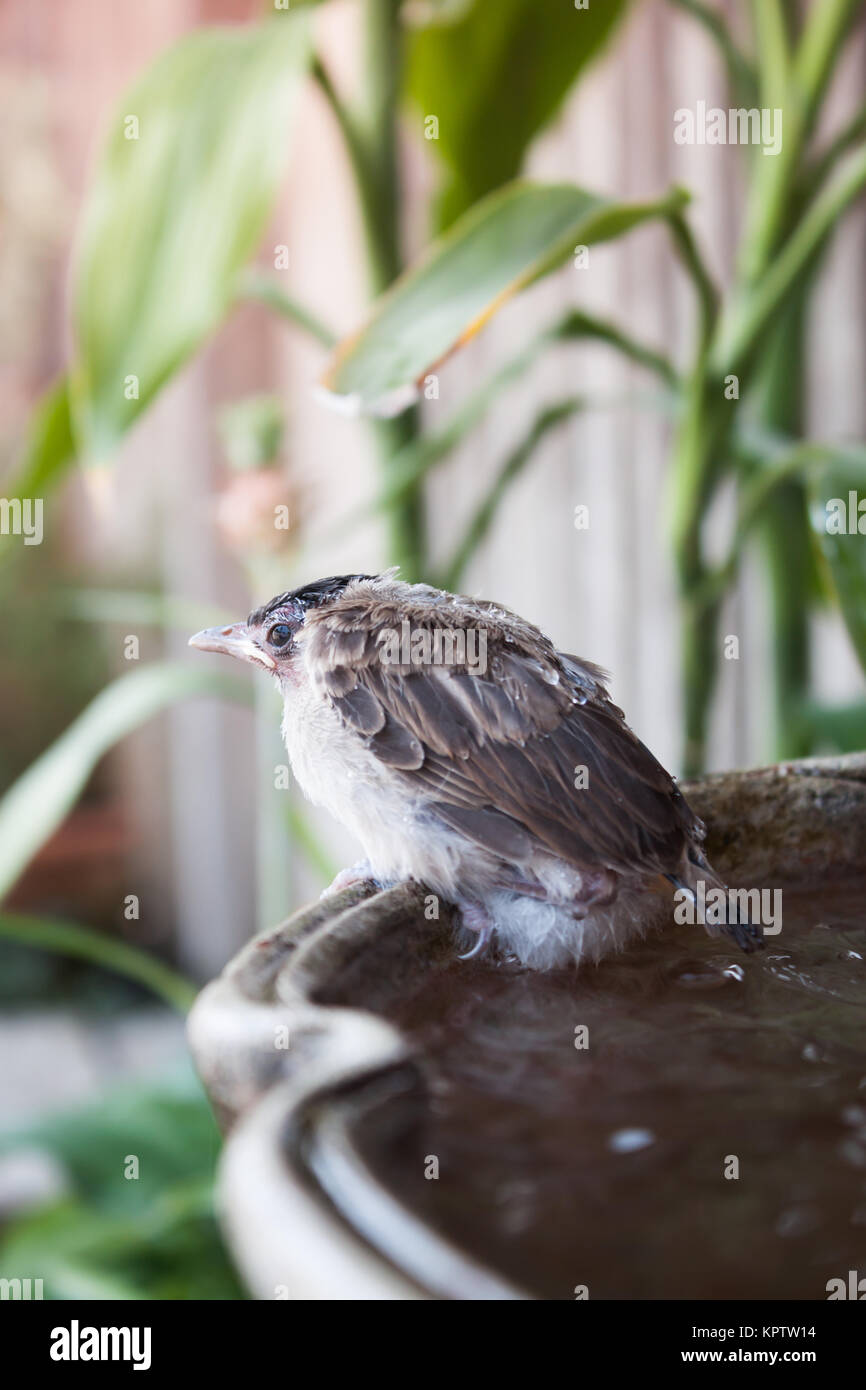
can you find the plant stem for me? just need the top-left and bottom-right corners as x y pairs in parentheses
(667, 0), (757, 106)
(242, 271), (337, 349)
(740, 0), (859, 281)
(437, 397), (586, 591)
(670, 376), (730, 777)
(718, 145), (866, 373)
(360, 0), (425, 577)
(315, 4), (425, 576)
(0, 912), (196, 1012)
(802, 103), (866, 194)
(752, 289), (813, 759)
(666, 207), (726, 775)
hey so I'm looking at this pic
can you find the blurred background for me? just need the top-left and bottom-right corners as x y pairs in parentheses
(0, 0), (864, 1297)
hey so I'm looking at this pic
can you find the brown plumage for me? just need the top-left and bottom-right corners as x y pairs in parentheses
(191, 573), (762, 969)
(304, 587), (699, 880)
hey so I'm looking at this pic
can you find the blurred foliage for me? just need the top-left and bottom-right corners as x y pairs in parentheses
(0, 545), (109, 790)
(808, 454), (866, 673)
(218, 394), (285, 472)
(0, 662), (249, 904)
(321, 180), (688, 412)
(71, 18), (312, 462)
(6, 378), (74, 504)
(0, 938), (160, 1013)
(0, 1069), (244, 1299)
(407, 0), (631, 228)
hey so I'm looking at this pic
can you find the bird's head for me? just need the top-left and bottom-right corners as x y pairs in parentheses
(188, 574), (373, 680)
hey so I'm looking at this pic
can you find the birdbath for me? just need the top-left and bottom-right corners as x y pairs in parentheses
(188, 752), (866, 1300)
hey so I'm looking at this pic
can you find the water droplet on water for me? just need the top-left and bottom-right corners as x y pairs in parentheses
(671, 959), (736, 990)
(839, 1138), (866, 1169)
(775, 1205), (820, 1238)
(608, 1128), (655, 1154)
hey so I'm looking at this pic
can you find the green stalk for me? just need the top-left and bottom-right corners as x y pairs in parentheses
(740, 0), (859, 281)
(357, 0), (404, 295)
(666, 213), (724, 775)
(0, 912), (196, 1012)
(794, 0), (861, 136)
(717, 145), (866, 374)
(364, 0), (425, 578)
(751, 289), (813, 760)
(802, 103), (866, 194)
(358, 1), (424, 577)
(670, 372), (730, 777)
(242, 271), (337, 349)
(314, 3), (425, 576)
(667, 0), (757, 106)
(437, 397), (586, 592)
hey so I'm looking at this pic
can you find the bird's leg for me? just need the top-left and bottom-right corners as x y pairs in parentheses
(456, 898), (495, 961)
(320, 859), (379, 899)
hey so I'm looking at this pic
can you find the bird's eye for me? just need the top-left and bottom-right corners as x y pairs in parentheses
(268, 623), (293, 649)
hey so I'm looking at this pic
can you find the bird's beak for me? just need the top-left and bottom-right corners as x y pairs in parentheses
(188, 623), (276, 671)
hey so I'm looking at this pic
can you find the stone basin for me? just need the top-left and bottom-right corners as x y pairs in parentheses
(188, 753), (866, 1300)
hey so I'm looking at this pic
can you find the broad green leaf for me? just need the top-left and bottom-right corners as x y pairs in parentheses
(0, 662), (249, 902)
(320, 180), (688, 415)
(408, 0), (632, 228)
(70, 18), (312, 461)
(807, 454), (866, 674)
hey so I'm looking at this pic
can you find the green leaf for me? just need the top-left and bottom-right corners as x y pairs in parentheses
(716, 145), (866, 373)
(0, 662), (250, 902)
(241, 270), (337, 348)
(666, 1), (757, 107)
(807, 453), (866, 674)
(0, 913), (196, 1012)
(320, 179), (688, 415)
(407, 0), (631, 228)
(70, 17), (312, 461)
(7, 377), (75, 501)
(1, 1071), (220, 1214)
(0, 1072), (245, 1299)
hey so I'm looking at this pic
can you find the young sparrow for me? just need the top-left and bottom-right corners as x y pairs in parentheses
(190, 572), (760, 970)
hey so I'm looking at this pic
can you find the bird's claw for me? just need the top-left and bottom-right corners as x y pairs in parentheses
(321, 860), (378, 899)
(457, 900), (495, 961)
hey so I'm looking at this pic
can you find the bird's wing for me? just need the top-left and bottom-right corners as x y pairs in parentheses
(302, 597), (702, 878)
